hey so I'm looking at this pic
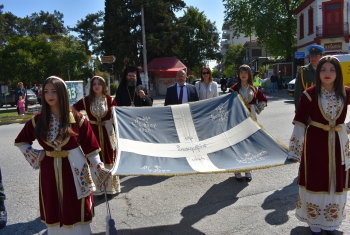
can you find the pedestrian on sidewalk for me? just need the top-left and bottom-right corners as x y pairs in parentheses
(73, 75), (120, 200)
(14, 76), (111, 235)
(287, 56), (350, 235)
(270, 72), (277, 93)
(229, 64), (267, 182)
(195, 66), (218, 100)
(17, 96), (25, 115)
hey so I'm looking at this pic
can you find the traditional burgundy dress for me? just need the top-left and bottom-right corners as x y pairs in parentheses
(14, 113), (103, 234)
(229, 84), (267, 119)
(73, 95), (120, 195)
(288, 86), (350, 230)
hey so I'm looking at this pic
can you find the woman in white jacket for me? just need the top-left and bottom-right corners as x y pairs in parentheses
(195, 66), (218, 100)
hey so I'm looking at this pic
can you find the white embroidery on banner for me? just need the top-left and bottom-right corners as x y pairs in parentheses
(176, 144), (207, 153)
(236, 149), (267, 164)
(140, 165), (170, 173)
(210, 105), (229, 122)
(132, 116), (156, 132)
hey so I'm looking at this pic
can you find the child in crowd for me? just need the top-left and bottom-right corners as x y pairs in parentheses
(17, 96), (25, 116)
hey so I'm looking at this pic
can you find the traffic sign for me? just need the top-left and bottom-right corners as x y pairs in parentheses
(294, 52), (306, 59)
(101, 55), (116, 63)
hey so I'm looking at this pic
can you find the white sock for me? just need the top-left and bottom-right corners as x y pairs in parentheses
(235, 173), (242, 178)
(245, 172), (251, 177)
(310, 226), (321, 233)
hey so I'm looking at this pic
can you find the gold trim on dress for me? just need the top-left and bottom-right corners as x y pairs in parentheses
(303, 91), (312, 102)
(46, 150), (69, 158)
(85, 148), (101, 158)
(309, 120), (342, 132)
(14, 142), (29, 146)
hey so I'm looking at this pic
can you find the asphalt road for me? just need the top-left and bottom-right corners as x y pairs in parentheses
(0, 89), (349, 235)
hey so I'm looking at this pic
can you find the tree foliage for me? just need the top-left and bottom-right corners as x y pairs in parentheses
(0, 35), (90, 88)
(103, 0), (220, 78)
(223, 44), (244, 74)
(68, 11), (104, 55)
(175, 6), (220, 72)
(224, 0), (303, 61)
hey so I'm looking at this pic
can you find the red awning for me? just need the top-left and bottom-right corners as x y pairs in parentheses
(144, 57), (187, 78)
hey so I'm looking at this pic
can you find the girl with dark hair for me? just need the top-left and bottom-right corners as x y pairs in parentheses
(15, 76), (110, 235)
(287, 56), (350, 235)
(195, 66), (218, 100)
(73, 75), (120, 200)
(229, 64), (267, 182)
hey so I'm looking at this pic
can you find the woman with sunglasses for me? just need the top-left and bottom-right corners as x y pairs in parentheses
(73, 75), (120, 200)
(195, 66), (218, 100)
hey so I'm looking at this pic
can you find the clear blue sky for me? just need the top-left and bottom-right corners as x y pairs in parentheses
(1, 0), (224, 31)
(1, 0), (224, 67)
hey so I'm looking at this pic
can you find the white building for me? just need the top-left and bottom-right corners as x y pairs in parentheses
(295, 0), (350, 55)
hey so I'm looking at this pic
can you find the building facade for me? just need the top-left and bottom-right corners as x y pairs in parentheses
(295, 0), (350, 56)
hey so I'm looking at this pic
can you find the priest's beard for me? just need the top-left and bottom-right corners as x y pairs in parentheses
(127, 80), (136, 86)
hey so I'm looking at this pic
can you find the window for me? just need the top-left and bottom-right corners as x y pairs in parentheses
(252, 49), (262, 57)
(299, 13), (304, 39)
(308, 7), (314, 35)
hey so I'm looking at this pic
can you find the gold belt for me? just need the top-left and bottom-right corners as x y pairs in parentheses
(46, 150), (69, 158)
(90, 120), (106, 126)
(309, 120), (342, 132)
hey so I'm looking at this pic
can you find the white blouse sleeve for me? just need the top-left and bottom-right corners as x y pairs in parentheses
(287, 123), (305, 162)
(17, 144), (43, 169)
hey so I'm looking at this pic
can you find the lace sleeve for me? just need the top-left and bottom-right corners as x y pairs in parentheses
(287, 123), (305, 162)
(17, 144), (43, 169)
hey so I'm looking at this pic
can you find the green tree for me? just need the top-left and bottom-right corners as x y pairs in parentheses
(222, 64), (236, 78)
(223, 44), (244, 73)
(223, 0), (302, 61)
(0, 35), (90, 87)
(175, 6), (220, 73)
(68, 11), (104, 55)
(17, 10), (67, 37)
(103, 0), (186, 77)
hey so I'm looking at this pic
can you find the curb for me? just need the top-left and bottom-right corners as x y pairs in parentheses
(0, 115), (33, 125)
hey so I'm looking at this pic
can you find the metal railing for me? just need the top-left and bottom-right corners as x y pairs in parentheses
(316, 23), (349, 37)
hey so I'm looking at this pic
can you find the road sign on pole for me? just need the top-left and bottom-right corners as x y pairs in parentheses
(294, 52), (306, 59)
(101, 56), (116, 64)
(101, 55), (115, 94)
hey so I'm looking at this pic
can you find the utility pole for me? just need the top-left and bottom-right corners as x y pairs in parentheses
(141, 5), (149, 91)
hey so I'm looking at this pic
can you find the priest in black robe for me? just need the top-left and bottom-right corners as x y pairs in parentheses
(114, 66), (153, 107)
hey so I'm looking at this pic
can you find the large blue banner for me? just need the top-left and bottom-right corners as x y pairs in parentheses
(110, 93), (289, 176)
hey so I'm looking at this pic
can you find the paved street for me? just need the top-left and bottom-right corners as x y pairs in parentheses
(0, 89), (349, 235)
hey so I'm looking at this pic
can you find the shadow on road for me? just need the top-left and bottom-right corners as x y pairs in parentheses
(111, 177), (248, 235)
(1, 217), (47, 235)
(261, 177), (298, 225)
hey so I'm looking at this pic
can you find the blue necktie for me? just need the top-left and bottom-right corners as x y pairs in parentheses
(179, 85), (184, 104)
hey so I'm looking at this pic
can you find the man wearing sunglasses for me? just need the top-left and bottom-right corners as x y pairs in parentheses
(164, 70), (199, 106)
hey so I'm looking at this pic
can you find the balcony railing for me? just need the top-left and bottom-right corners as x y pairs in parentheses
(316, 23), (349, 37)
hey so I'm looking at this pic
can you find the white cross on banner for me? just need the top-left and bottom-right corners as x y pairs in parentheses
(110, 93), (289, 176)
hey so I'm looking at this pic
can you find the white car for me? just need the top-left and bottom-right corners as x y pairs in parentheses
(288, 79), (295, 97)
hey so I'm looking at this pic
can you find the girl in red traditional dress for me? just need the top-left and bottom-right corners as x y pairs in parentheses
(73, 75), (120, 200)
(15, 76), (110, 235)
(229, 64), (267, 182)
(288, 56), (350, 235)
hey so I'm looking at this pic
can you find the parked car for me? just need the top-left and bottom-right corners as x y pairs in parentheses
(0, 90), (16, 107)
(287, 79), (295, 97)
(227, 77), (238, 88)
(26, 89), (38, 105)
(192, 78), (201, 85)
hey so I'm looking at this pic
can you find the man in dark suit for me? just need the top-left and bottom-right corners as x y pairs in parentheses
(164, 70), (199, 106)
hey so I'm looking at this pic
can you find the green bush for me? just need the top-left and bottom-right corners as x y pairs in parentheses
(109, 83), (118, 96)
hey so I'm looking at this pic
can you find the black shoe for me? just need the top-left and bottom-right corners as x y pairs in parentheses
(0, 202), (7, 230)
(245, 173), (252, 182)
(310, 230), (322, 235)
(324, 230), (337, 235)
(235, 173), (244, 182)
